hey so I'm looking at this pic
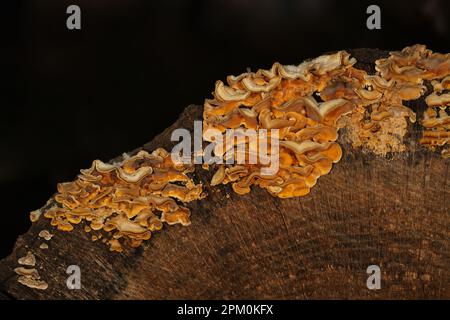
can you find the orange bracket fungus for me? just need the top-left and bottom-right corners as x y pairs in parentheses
(203, 51), (357, 198)
(37, 148), (205, 252)
(204, 45), (449, 199)
(29, 44), (450, 254)
(421, 76), (450, 157)
(374, 45), (450, 157)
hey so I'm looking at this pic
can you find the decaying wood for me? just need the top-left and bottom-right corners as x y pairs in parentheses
(0, 49), (448, 299)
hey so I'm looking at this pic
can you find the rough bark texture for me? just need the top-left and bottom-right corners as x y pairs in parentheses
(0, 49), (448, 300)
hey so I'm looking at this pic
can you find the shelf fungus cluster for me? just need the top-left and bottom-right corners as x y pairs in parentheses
(27, 44), (449, 256)
(423, 77), (450, 157)
(331, 59), (424, 155)
(37, 148), (205, 252)
(204, 45), (449, 198)
(15, 251), (48, 290)
(375, 45), (450, 157)
(204, 51), (357, 198)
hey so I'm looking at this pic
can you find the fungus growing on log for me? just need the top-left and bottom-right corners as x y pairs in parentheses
(421, 78), (450, 157)
(38, 230), (53, 241)
(16, 272), (48, 290)
(203, 45), (449, 198)
(25, 44), (450, 256)
(204, 51), (359, 198)
(18, 251), (36, 267)
(1, 46), (448, 299)
(36, 148), (206, 252)
(14, 252), (48, 290)
(372, 45), (450, 157)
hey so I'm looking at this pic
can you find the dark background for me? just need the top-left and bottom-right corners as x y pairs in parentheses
(2, 0), (449, 259)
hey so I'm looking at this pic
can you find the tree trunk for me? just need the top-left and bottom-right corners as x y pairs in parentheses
(0, 49), (448, 300)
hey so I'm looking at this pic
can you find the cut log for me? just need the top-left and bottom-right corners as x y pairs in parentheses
(0, 49), (448, 300)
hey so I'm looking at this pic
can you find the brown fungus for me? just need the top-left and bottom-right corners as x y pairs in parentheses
(38, 229), (53, 241)
(18, 251), (36, 267)
(14, 257), (48, 290)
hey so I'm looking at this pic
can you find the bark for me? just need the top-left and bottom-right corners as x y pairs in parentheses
(0, 49), (448, 300)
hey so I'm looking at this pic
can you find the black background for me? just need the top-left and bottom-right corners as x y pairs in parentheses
(2, 0), (449, 259)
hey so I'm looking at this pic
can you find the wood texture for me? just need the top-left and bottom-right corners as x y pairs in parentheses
(0, 49), (448, 299)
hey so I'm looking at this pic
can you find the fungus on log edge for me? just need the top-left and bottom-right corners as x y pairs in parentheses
(38, 148), (205, 253)
(204, 44), (449, 200)
(27, 44), (450, 256)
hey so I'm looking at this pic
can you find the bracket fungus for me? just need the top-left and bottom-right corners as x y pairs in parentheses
(203, 51), (359, 198)
(16, 271), (48, 290)
(421, 85), (450, 157)
(373, 45), (450, 157)
(18, 251), (36, 267)
(38, 229), (53, 241)
(15, 252), (48, 290)
(33, 148), (205, 252)
(27, 44), (449, 255)
(203, 45), (450, 198)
